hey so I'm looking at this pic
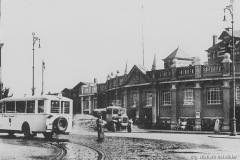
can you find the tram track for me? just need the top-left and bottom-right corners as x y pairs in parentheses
(77, 142), (107, 160)
(50, 142), (68, 160)
(48, 140), (107, 160)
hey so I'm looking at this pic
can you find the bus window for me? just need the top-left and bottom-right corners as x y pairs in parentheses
(27, 101), (35, 113)
(6, 102), (15, 113)
(16, 101), (26, 113)
(63, 101), (70, 114)
(38, 100), (44, 113)
(51, 101), (59, 113)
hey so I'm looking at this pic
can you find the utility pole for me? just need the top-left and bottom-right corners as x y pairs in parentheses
(41, 60), (45, 95)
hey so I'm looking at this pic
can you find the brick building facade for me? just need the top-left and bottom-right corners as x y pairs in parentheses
(97, 30), (240, 131)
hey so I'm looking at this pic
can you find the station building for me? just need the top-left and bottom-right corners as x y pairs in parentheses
(97, 29), (240, 132)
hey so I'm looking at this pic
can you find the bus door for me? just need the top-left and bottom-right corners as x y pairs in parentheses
(2, 101), (15, 130)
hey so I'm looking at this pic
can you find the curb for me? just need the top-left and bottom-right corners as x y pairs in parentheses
(132, 129), (235, 135)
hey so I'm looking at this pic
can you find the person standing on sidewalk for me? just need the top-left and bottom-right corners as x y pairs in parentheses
(214, 119), (220, 134)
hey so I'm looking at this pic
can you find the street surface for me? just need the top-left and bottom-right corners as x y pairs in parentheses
(0, 114), (239, 160)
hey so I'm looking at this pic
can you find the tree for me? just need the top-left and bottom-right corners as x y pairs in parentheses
(2, 87), (13, 99)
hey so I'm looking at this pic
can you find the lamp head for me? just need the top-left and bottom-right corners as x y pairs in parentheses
(38, 39), (41, 48)
(223, 15), (227, 21)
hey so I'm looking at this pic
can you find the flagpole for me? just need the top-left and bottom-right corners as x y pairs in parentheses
(141, 6), (145, 66)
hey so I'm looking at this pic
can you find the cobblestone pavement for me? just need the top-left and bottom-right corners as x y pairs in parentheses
(72, 114), (240, 160)
(103, 131), (240, 160)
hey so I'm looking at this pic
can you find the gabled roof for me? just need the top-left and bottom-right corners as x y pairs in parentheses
(123, 65), (152, 85)
(219, 30), (240, 40)
(72, 82), (92, 90)
(61, 88), (71, 92)
(206, 40), (226, 52)
(135, 65), (148, 74)
(164, 47), (194, 60)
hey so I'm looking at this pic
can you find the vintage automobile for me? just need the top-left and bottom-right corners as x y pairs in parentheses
(105, 106), (132, 132)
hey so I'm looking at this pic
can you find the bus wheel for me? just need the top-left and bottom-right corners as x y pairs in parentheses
(43, 133), (53, 139)
(8, 132), (15, 136)
(53, 117), (68, 133)
(22, 123), (33, 138)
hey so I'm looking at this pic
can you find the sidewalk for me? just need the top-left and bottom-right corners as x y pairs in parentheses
(132, 125), (240, 136)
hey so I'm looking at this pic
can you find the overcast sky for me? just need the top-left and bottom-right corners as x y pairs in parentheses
(1, 0), (240, 96)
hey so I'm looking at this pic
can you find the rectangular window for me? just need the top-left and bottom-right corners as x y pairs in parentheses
(61, 101), (70, 114)
(183, 89), (195, 105)
(84, 87), (89, 93)
(207, 88), (222, 104)
(132, 92), (137, 106)
(6, 102), (15, 113)
(235, 87), (240, 104)
(146, 91), (152, 106)
(27, 101), (35, 113)
(38, 100), (44, 113)
(51, 100), (60, 113)
(16, 101), (26, 113)
(91, 86), (97, 93)
(237, 87), (240, 100)
(162, 90), (171, 106)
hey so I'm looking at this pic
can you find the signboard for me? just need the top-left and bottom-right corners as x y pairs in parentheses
(196, 111), (200, 118)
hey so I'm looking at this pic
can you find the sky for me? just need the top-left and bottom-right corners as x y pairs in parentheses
(0, 0), (240, 97)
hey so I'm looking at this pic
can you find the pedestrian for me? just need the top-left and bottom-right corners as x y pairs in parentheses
(96, 112), (104, 140)
(214, 119), (220, 134)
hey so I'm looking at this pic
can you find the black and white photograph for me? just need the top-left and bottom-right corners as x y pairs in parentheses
(0, 0), (240, 159)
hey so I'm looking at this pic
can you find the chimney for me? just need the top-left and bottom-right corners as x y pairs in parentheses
(213, 35), (218, 46)
(94, 78), (97, 83)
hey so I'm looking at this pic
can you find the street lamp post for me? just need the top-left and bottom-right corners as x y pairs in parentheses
(223, 0), (237, 136)
(32, 32), (40, 96)
(0, 43), (3, 100)
(115, 70), (119, 102)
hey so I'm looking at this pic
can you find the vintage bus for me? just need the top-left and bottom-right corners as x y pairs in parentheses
(0, 94), (73, 139)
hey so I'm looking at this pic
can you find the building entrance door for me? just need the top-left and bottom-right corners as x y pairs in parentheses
(236, 107), (240, 132)
(130, 109), (136, 124)
(143, 108), (152, 128)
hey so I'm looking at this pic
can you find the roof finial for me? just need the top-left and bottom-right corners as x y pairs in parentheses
(124, 60), (128, 75)
(151, 54), (156, 71)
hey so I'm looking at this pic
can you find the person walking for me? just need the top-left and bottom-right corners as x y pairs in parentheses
(96, 113), (104, 140)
